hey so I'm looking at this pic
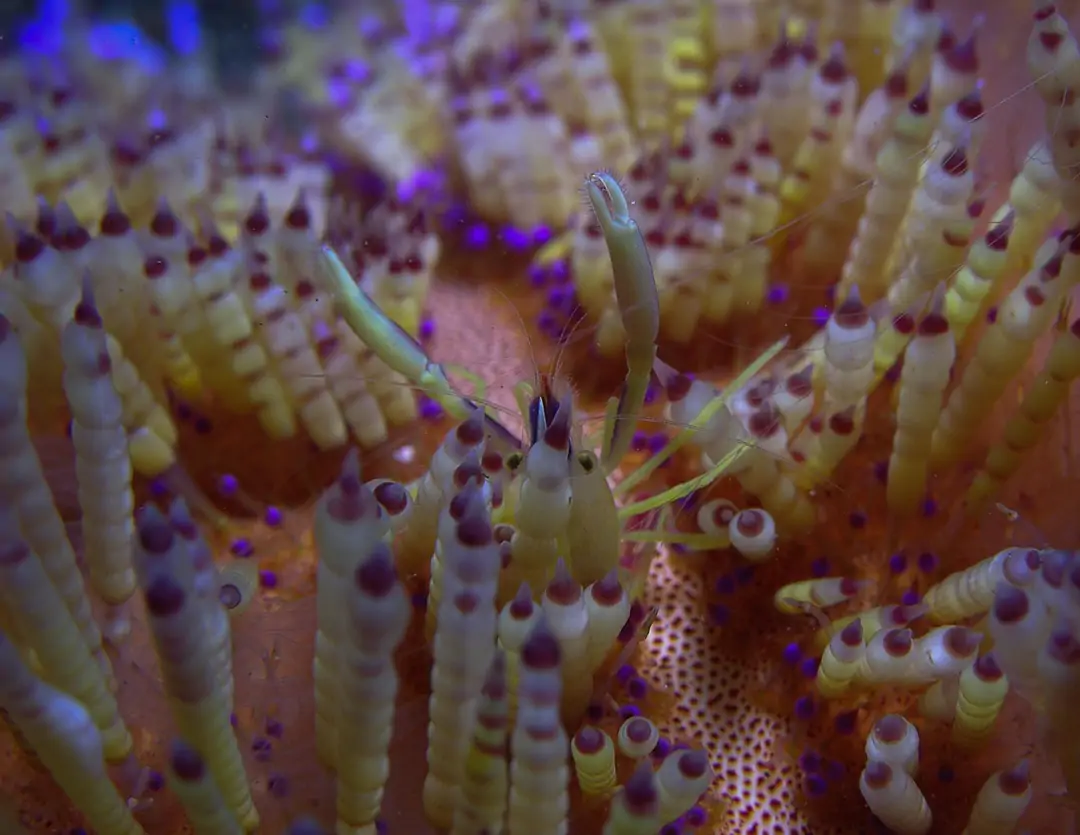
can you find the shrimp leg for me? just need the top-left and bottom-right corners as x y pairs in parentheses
(320, 244), (473, 420)
(585, 172), (660, 473)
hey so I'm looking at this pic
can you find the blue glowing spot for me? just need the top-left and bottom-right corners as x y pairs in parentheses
(299, 3), (329, 29)
(19, 0), (70, 54)
(18, 20), (63, 55)
(38, 0), (70, 23)
(147, 109), (168, 131)
(166, 0), (202, 57)
(87, 22), (166, 75)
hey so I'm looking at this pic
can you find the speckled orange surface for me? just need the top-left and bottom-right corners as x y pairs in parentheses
(5, 4), (1080, 834)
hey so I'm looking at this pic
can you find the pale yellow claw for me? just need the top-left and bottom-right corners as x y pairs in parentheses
(585, 172), (660, 473)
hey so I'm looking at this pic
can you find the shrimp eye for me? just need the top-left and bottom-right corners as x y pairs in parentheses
(577, 451), (597, 473)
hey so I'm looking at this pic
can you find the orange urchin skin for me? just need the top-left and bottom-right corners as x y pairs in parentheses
(12, 251), (1073, 835)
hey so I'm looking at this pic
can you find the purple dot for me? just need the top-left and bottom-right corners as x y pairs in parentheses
(176, 402), (193, 420)
(917, 551), (938, 573)
(677, 489), (702, 511)
(644, 382), (659, 404)
(259, 570), (278, 589)
(419, 397), (444, 421)
(627, 676), (649, 699)
(264, 506), (283, 527)
(631, 431), (648, 452)
(418, 318), (435, 341)
(715, 575), (735, 595)
(652, 737), (672, 759)
(230, 713), (238, 727)
(888, 552), (908, 574)
(502, 226), (531, 251)
(527, 263), (548, 286)
(268, 773), (289, 798)
(660, 824), (683, 835)
(810, 557), (829, 578)
(805, 774), (828, 796)
(782, 642), (801, 665)
(709, 604), (730, 625)
(464, 224), (490, 248)
(616, 664), (636, 683)
(150, 479), (168, 497)
(848, 510), (867, 529)
(685, 806), (706, 826)
(147, 770), (164, 791)
(550, 259), (570, 282)
(921, 497), (938, 517)
(411, 591), (428, 610)
(547, 286), (568, 309)
(230, 538), (254, 558)
(938, 764), (954, 782)
(619, 704), (641, 720)
(194, 417), (212, 434)
(218, 474), (239, 496)
(444, 203), (467, 226)
(812, 306), (830, 326)
(873, 460), (888, 483)
(735, 565), (755, 585)
(834, 710), (857, 734)
(794, 696), (815, 720)
(375, 820), (388, 835)
(799, 657), (819, 679)
(265, 717), (284, 738)
(647, 433), (668, 454)
(533, 226), (553, 245)
(901, 587), (921, 606)
(986, 306), (998, 323)
(766, 283), (789, 304)
(799, 751), (821, 773)
(252, 736), (273, 761)
(536, 310), (559, 334)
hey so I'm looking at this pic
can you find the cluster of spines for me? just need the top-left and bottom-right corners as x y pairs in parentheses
(300, 427), (713, 833)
